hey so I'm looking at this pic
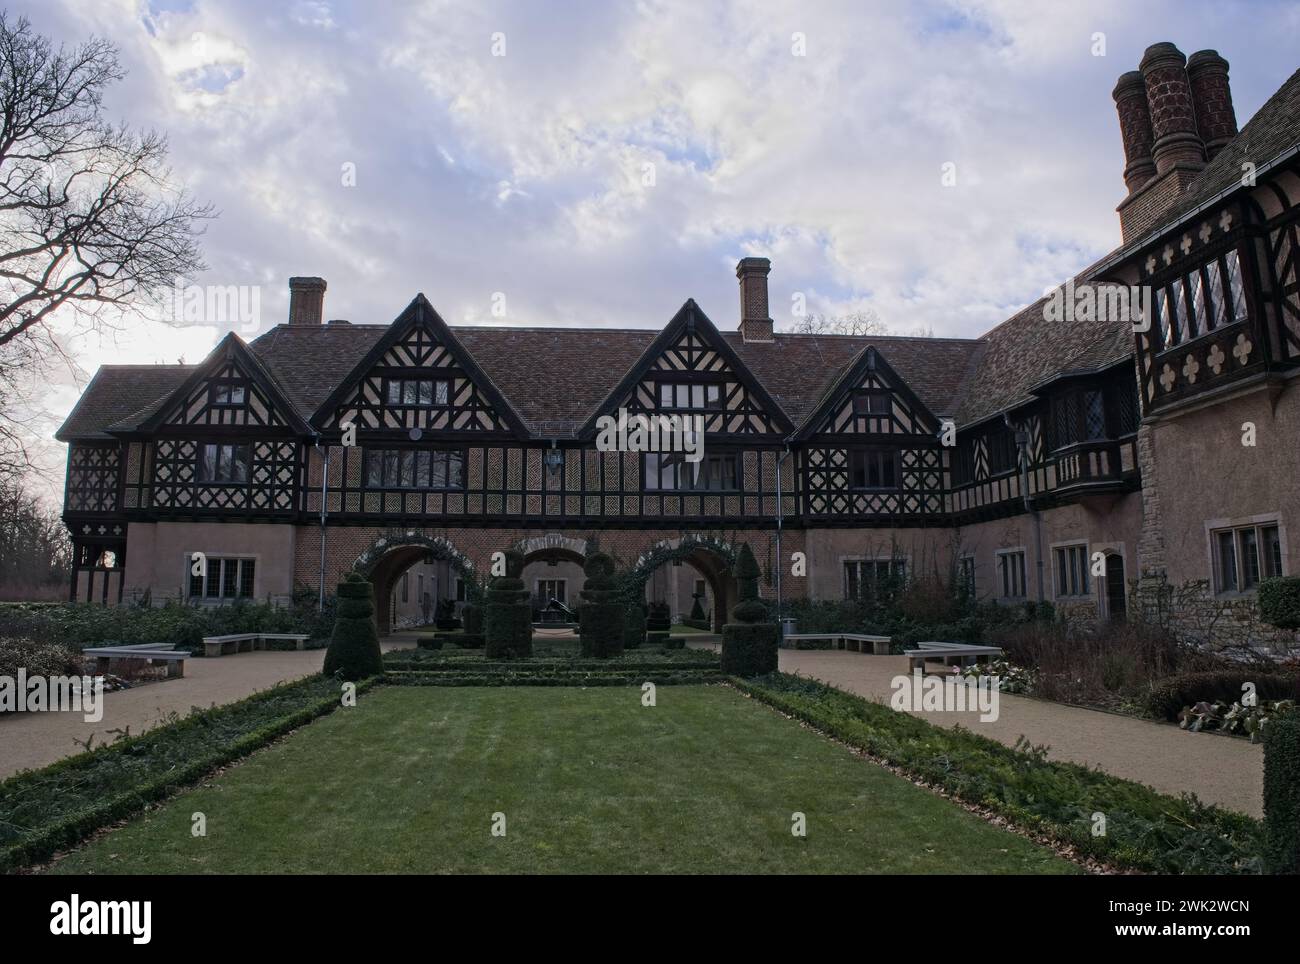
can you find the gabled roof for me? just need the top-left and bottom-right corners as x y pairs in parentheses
(307, 294), (531, 438)
(125, 331), (314, 436)
(56, 365), (195, 441)
(574, 299), (796, 439)
(790, 344), (945, 441)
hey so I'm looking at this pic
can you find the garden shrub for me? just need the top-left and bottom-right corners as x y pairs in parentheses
(323, 573), (384, 681)
(721, 544), (778, 677)
(484, 550), (531, 659)
(461, 603), (483, 635)
(1263, 714), (1300, 873)
(454, 633), (485, 648)
(646, 631), (671, 648)
(578, 552), (624, 658)
(1259, 577), (1300, 630)
(623, 603), (646, 650)
(1146, 670), (1299, 721)
(689, 592), (706, 622)
(417, 636), (443, 650)
(0, 637), (82, 681)
(646, 602), (671, 634)
(434, 599), (461, 630)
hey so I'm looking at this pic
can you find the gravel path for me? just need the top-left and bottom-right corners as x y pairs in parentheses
(759, 649), (1262, 817)
(0, 635), (416, 781)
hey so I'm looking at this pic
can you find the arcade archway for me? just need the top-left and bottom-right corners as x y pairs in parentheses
(353, 533), (479, 636)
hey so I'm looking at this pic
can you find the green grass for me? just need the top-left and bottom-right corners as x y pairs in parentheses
(49, 685), (1074, 874)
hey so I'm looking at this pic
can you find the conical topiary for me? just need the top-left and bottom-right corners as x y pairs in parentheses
(579, 552), (624, 658)
(484, 549), (532, 659)
(721, 543), (779, 676)
(323, 571), (385, 680)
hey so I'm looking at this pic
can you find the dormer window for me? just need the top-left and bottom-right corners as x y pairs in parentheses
(385, 378), (450, 407)
(657, 381), (723, 410)
(851, 391), (890, 415)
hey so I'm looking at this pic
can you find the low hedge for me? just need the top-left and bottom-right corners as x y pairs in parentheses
(733, 673), (1263, 874)
(386, 670), (722, 687)
(1146, 670), (1299, 721)
(417, 636), (443, 650)
(0, 674), (379, 872)
(385, 659), (720, 674)
(1263, 715), (1300, 873)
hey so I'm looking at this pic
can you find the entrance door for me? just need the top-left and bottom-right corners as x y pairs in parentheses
(1105, 554), (1127, 621)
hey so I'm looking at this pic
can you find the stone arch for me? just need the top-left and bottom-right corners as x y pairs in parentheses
(514, 533), (590, 568)
(624, 534), (739, 633)
(352, 531), (479, 636)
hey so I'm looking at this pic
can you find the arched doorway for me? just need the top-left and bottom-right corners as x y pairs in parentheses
(353, 533), (479, 636)
(516, 534), (589, 620)
(624, 535), (739, 633)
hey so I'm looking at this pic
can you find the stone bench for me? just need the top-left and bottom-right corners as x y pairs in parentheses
(202, 633), (310, 657)
(784, 633), (891, 655)
(83, 646), (189, 679)
(904, 642), (1003, 673)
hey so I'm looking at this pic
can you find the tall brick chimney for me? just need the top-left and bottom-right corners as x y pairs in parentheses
(1187, 50), (1238, 161)
(288, 276), (326, 326)
(1115, 42), (1212, 244)
(736, 257), (773, 343)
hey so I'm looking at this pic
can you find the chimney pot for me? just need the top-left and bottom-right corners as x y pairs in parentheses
(1113, 70), (1156, 193)
(1138, 42), (1206, 175)
(1187, 50), (1238, 161)
(736, 257), (773, 343)
(288, 276), (327, 326)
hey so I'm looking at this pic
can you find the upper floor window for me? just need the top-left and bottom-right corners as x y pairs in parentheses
(850, 448), (898, 490)
(385, 378), (450, 407)
(210, 382), (247, 406)
(1049, 389), (1106, 450)
(645, 452), (738, 491)
(851, 391), (891, 416)
(365, 449), (465, 489)
(199, 443), (249, 483)
(657, 381), (722, 411)
(1153, 248), (1249, 350)
(950, 441), (975, 486)
(1053, 544), (1091, 598)
(1213, 521), (1282, 593)
(987, 429), (1020, 475)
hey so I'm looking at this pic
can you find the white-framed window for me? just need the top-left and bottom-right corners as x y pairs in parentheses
(1053, 543), (1091, 598)
(1212, 520), (1283, 593)
(187, 557), (255, 600)
(844, 558), (907, 601)
(996, 549), (1027, 600)
(536, 579), (566, 604)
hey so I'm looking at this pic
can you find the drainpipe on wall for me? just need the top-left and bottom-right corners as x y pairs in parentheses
(775, 445), (792, 641)
(314, 437), (329, 613)
(1006, 414), (1045, 603)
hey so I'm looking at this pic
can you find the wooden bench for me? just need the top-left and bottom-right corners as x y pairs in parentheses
(784, 633), (891, 655)
(202, 633), (310, 657)
(904, 641), (1003, 673)
(83, 646), (189, 679)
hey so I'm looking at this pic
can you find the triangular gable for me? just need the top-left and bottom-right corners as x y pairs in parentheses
(792, 346), (942, 442)
(310, 294), (528, 438)
(132, 332), (312, 435)
(577, 300), (794, 439)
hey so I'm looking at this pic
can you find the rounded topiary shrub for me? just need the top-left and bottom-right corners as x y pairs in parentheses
(323, 572), (385, 680)
(484, 549), (532, 659)
(579, 552), (624, 658)
(721, 543), (778, 677)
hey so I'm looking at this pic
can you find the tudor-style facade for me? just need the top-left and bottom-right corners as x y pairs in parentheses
(55, 43), (1300, 644)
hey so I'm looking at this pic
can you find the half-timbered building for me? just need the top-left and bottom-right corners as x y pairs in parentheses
(56, 43), (1300, 642)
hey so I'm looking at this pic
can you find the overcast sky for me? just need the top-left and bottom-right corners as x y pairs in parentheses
(12, 0), (1300, 492)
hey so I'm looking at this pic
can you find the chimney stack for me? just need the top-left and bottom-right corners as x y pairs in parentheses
(288, 276), (327, 326)
(736, 257), (774, 343)
(1187, 50), (1238, 161)
(1114, 42), (1229, 244)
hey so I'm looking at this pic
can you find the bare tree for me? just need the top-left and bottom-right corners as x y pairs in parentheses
(783, 309), (888, 337)
(0, 14), (211, 482)
(0, 477), (71, 598)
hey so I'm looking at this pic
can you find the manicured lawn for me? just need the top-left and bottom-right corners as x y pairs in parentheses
(50, 685), (1076, 874)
